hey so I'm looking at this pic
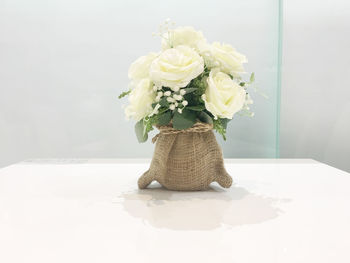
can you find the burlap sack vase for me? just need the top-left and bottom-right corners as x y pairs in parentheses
(138, 123), (232, 191)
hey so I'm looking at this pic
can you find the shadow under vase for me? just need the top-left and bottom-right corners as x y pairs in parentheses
(118, 184), (290, 231)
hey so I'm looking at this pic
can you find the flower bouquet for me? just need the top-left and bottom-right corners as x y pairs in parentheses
(119, 21), (254, 191)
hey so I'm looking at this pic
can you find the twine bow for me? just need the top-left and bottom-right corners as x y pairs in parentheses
(152, 122), (213, 143)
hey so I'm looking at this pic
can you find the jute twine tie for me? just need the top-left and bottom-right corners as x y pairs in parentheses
(152, 122), (213, 143)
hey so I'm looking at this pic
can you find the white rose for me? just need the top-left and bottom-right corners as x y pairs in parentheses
(210, 42), (247, 76)
(124, 79), (155, 121)
(202, 69), (246, 119)
(162, 26), (207, 51)
(150, 45), (204, 90)
(128, 52), (158, 80)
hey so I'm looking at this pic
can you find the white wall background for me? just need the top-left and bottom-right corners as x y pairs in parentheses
(3, 0), (349, 172)
(280, 0), (350, 172)
(0, 0), (280, 168)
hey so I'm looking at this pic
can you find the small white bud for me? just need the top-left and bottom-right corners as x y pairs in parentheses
(167, 97), (175, 103)
(180, 89), (186, 95)
(182, 100), (188, 106)
(172, 87), (180, 92)
(169, 104), (175, 110)
(155, 96), (161, 102)
(177, 108), (183, 114)
(153, 86), (158, 92)
(175, 102), (178, 107)
(173, 94), (183, 101)
(157, 91), (163, 97)
(164, 91), (171, 96)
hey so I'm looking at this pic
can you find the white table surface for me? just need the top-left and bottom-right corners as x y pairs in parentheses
(0, 159), (349, 263)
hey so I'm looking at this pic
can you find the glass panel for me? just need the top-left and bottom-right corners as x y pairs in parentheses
(0, 0), (282, 167)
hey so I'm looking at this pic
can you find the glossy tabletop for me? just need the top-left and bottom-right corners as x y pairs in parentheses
(0, 159), (349, 263)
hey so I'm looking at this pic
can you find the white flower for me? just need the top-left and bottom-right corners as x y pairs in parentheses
(202, 69), (246, 119)
(177, 108), (183, 114)
(150, 45), (204, 90)
(157, 91), (163, 97)
(124, 79), (155, 121)
(169, 104), (175, 110)
(209, 42), (247, 76)
(162, 26), (207, 51)
(164, 91), (171, 96)
(173, 94), (183, 101)
(182, 100), (188, 106)
(180, 89), (186, 95)
(128, 52), (158, 80)
(167, 97), (175, 103)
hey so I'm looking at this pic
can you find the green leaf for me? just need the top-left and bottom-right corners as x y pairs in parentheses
(249, 72), (255, 83)
(118, 90), (131, 99)
(159, 97), (169, 107)
(134, 120), (148, 143)
(172, 109), (196, 130)
(220, 118), (230, 129)
(183, 87), (197, 94)
(239, 82), (245, 87)
(157, 111), (171, 126)
(186, 105), (206, 111)
(198, 111), (213, 124)
(213, 118), (227, 141)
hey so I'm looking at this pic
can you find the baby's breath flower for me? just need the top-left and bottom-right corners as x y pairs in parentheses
(157, 91), (163, 97)
(173, 94), (183, 101)
(180, 89), (186, 95)
(177, 108), (183, 114)
(169, 104), (175, 110)
(182, 100), (188, 106)
(167, 97), (175, 103)
(164, 91), (171, 96)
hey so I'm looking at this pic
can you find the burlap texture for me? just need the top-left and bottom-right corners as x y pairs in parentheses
(138, 123), (232, 191)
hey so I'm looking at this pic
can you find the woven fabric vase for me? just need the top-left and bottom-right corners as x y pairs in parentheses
(138, 123), (232, 191)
